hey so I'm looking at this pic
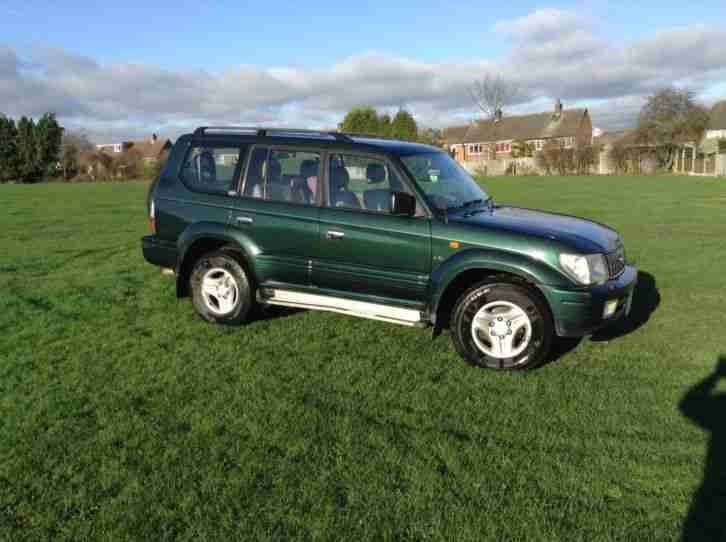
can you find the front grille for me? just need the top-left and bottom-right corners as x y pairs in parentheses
(605, 245), (626, 279)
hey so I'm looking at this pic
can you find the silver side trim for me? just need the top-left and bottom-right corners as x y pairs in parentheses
(261, 289), (425, 327)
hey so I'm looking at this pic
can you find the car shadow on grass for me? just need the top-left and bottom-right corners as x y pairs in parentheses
(539, 337), (583, 367)
(590, 271), (660, 342)
(254, 305), (306, 322)
(680, 356), (726, 541)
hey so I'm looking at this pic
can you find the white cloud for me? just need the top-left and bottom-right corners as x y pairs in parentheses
(1, 11), (725, 141)
(494, 8), (591, 42)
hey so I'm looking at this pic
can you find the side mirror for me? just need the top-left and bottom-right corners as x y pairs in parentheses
(391, 191), (416, 216)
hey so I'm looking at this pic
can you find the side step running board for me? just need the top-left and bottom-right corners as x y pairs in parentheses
(259, 289), (426, 327)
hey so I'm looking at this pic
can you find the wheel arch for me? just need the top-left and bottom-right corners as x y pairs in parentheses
(176, 223), (257, 298)
(429, 249), (563, 329)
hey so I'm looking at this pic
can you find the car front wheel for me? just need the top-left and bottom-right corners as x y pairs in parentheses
(450, 281), (553, 369)
(190, 251), (253, 325)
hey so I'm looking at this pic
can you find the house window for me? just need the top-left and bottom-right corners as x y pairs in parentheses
(496, 142), (511, 153)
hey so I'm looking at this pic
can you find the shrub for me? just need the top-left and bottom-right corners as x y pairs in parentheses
(608, 143), (629, 174)
(111, 148), (143, 180)
(574, 145), (596, 174)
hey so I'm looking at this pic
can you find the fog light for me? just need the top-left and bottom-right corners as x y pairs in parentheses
(603, 300), (618, 318)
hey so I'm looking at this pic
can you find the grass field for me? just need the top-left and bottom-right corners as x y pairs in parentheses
(1, 175), (725, 541)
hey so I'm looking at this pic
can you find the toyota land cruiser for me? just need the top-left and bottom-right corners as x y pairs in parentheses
(142, 127), (637, 369)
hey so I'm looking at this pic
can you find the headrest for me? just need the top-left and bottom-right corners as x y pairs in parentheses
(330, 167), (350, 190)
(366, 163), (386, 183)
(300, 159), (319, 178)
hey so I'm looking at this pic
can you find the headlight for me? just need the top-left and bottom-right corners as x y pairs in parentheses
(559, 253), (608, 285)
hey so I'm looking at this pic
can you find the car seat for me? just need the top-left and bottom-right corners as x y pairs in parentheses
(329, 167), (360, 208)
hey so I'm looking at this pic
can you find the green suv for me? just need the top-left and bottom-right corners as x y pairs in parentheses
(143, 127), (636, 369)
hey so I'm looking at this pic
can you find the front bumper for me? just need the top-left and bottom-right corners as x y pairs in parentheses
(540, 265), (638, 338)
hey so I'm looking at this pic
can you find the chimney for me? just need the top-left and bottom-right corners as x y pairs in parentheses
(554, 99), (563, 118)
(494, 108), (503, 122)
(151, 133), (158, 143)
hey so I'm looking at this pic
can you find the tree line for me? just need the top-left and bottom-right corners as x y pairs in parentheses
(0, 113), (63, 183)
(338, 107), (443, 146)
(0, 112), (166, 183)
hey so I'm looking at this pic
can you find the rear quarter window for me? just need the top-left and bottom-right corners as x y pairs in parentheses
(180, 145), (246, 195)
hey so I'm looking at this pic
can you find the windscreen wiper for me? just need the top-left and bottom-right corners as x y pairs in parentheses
(460, 198), (484, 208)
(461, 197), (494, 216)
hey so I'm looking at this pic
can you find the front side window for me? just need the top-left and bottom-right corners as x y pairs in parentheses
(401, 151), (490, 212)
(327, 154), (419, 214)
(243, 147), (319, 205)
(180, 145), (243, 194)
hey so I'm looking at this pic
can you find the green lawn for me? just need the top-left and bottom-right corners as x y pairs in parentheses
(1, 176), (724, 541)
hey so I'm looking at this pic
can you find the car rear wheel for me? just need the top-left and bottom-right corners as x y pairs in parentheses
(450, 281), (553, 369)
(190, 251), (253, 325)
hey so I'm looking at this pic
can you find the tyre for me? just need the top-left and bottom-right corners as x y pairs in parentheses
(450, 281), (553, 369)
(190, 250), (253, 325)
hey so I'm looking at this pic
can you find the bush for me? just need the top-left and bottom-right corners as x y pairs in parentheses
(575, 145), (596, 174)
(111, 148), (143, 180)
(535, 142), (591, 175)
(608, 143), (629, 174)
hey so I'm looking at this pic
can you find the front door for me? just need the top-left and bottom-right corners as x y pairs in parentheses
(229, 146), (321, 288)
(315, 152), (431, 303)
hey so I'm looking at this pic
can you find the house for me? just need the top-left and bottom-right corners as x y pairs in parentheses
(445, 100), (593, 167)
(130, 134), (172, 163)
(95, 142), (129, 154)
(96, 134), (172, 163)
(704, 100), (726, 140)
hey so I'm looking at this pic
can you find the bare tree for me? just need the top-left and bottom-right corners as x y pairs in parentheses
(60, 130), (93, 180)
(637, 87), (709, 171)
(469, 74), (520, 120)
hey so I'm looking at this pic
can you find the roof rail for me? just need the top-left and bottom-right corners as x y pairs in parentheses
(193, 126), (354, 142)
(336, 131), (396, 141)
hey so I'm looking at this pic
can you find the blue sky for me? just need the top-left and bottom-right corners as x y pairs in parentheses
(1, 1), (725, 140)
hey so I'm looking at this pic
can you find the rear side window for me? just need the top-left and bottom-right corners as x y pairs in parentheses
(180, 145), (245, 195)
(243, 148), (320, 205)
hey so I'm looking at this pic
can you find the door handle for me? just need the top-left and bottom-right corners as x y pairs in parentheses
(235, 216), (253, 225)
(326, 230), (345, 240)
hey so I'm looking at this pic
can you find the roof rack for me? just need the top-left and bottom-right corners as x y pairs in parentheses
(193, 126), (354, 142)
(336, 131), (396, 141)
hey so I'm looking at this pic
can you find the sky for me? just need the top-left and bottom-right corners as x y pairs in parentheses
(1, 0), (725, 142)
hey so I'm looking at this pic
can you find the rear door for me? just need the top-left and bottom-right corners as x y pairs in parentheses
(228, 146), (321, 288)
(315, 152), (431, 303)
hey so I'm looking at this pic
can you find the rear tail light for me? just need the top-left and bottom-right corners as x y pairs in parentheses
(150, 200), (156, 235)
